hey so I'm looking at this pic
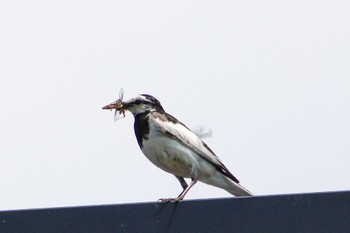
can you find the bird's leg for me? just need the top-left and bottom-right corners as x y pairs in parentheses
(176, 176), (188, 191)
(173, 176), (189, 199)
(159, 170), (197, 202)
(173, 178), (197, 201)
(158, 176), (187, 202)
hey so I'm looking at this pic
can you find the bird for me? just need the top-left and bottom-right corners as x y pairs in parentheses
(102, 92), (252, 201)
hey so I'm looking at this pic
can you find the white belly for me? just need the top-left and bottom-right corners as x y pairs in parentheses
(141, 133), (196, 178)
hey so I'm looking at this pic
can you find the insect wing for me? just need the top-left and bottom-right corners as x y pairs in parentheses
(119, 88), (124, 101)
(114, 87), (125, 121)
(114, 109), (124, 121)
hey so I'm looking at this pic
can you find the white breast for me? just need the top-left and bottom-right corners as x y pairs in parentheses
(140, 119), (202, 178)
(141, 133), (192, 178)
(139, 113), (221, 183)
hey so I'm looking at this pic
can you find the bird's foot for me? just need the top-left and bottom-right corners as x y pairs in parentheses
(158, 197), (183, 202)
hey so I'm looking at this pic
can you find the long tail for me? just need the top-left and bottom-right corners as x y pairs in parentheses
(224, 179), (253, 196)
(203, 175), (253, 197)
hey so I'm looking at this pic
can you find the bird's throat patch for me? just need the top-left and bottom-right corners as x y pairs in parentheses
(134, 112), (150, 148)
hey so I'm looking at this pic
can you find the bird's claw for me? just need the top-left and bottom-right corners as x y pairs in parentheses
(158, 197), (183, 202)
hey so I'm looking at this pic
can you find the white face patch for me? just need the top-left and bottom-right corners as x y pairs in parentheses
(124, 95), (164, 115)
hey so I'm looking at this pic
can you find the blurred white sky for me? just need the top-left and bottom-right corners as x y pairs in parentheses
(0, 0), (349, 210)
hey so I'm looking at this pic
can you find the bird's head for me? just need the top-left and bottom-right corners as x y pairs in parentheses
(102, 94), (164, 117)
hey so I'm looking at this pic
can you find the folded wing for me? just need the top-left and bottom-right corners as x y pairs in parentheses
(151, 111), (240, 183)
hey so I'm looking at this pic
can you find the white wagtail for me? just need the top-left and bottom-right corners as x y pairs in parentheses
(103, 91), (252, 201)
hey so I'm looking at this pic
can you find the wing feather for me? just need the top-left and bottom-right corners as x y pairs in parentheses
(150, 111), (240, 183)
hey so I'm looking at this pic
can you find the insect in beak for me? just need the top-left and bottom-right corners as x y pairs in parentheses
(102, 88), (125, 121)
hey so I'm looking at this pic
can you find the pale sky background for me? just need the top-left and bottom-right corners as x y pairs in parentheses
(1, 1), (349, 210)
